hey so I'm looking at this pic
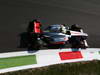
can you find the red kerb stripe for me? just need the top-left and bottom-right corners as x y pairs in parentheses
(59, 51), (83, 60)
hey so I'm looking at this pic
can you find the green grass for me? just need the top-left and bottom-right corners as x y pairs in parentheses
(99, 51), (100, 54)
(0, 55), (37, 69)
(1, 60), (100, 75)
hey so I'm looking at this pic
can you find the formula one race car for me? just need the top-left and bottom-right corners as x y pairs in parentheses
(38, 24), (88, 49)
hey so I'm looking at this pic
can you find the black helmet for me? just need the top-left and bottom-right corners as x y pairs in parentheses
(71, 24), (80, 29)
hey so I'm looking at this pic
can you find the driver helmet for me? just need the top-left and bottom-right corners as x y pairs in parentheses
(71, 24), (80, 29)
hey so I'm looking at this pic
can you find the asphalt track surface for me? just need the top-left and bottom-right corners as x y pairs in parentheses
(0, 0), (100, 53)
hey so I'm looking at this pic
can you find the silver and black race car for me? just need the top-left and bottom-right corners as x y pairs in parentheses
(40, 24), (88, 49)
